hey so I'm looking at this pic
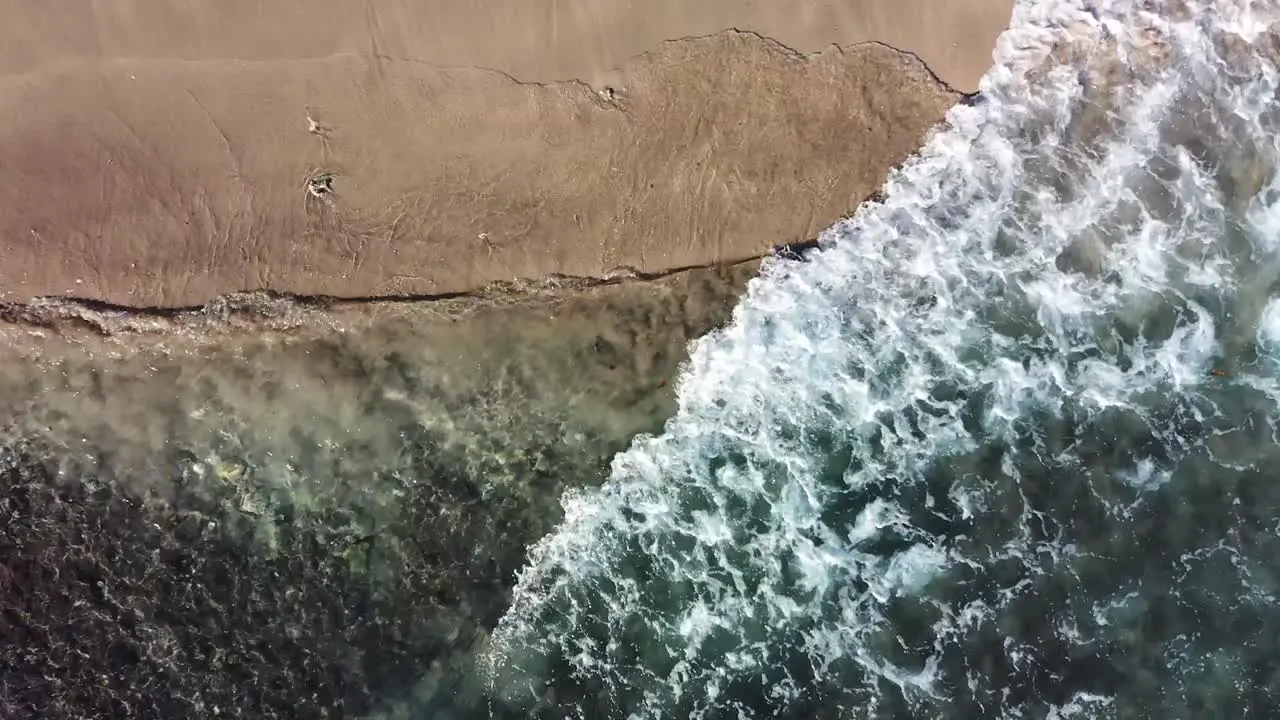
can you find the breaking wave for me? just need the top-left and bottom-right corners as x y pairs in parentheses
(486, 0), (1280, 717)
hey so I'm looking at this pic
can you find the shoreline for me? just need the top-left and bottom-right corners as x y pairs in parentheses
(0, 253), (773, 352)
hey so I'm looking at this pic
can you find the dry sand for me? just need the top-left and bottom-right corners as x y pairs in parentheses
(0, 0), (1012, 308)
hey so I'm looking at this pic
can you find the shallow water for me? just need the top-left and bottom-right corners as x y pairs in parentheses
(0, 268), (751, 718)
(485, 1), (1280, 718)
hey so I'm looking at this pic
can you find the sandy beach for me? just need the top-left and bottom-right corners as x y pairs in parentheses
(0, 0), (1010, 308)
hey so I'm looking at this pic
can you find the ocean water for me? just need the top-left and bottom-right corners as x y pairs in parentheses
(485, 1), (1280, 718)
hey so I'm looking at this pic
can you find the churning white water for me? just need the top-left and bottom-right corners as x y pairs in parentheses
(487, 0), (1280, 717)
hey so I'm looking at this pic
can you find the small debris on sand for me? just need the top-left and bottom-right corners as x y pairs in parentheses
(307, 172), (336, 198)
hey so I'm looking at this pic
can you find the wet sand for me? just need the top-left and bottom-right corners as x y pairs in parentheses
(0, 0), (1010, 307)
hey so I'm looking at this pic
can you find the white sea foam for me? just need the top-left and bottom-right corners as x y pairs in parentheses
(1258, 298), (1280, 355)
(487, 0), (1280, 717)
